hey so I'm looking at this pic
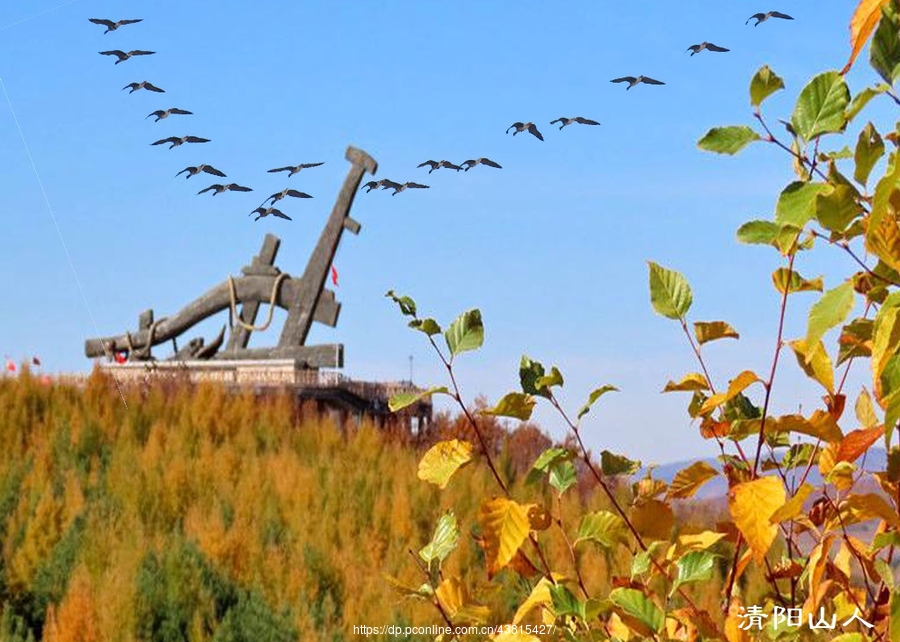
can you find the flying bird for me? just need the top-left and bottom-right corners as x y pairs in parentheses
(266, 162), (325, 177)
(123, 81), (164, 94)
(610, 76), (665, 89)
(99, 49), (155, 64)
(146, 108), (192, 122)
(383, 181), (429, 196)
(198, 183), (252, 195)
(31, 356), (41, 367)
(264, 189), (313, 205)
(460, 158), (502, 171)
(746, 11), (793, 26)
(175, 165), (226, 179)
(151, 136), (210, 149)
(251, 207), (292, 221)
(506, 122), (544, 141)
(686, 42), (730, 55)
(361, 180), (390, 193)
(417, 160), (462, 173)
(549, 117), (600, 130)
(88, 18), (142, 34)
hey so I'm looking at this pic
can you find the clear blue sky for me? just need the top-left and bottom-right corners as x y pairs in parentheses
(0, 1), (886, 463)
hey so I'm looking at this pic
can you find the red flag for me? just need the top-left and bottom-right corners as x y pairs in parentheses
(331, 265), (339, 287)
(32, 356), (41, 367)
(114, 352), (127, 364)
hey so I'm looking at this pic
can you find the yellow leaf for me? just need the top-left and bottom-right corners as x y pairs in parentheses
(666, 461), (719, 500)
(478, 497), (531, 577)
(729, 476), (786, 562)
(819, 442), (839, 476)
(856, 388), (880, 427)
(835, 542), (853, 579)
(608, 613), (633, 641)
(788, 339), (835, 394)
(699, 370), (761, 414)
(808, 535), (835, 599)
(417, 439), (473, 489)
(827, 461), (857, 491)
(630, 499), (674, 541)
(769, 483), (814, 524)
(840, 493), (900, 527)
(843, 0), (891, 74)
(676, 531), (726, 553)
(662, 372), (710, 393)
(767, 412), (843, 443)
(491, 631), (542, 642)
(693, 321), (740, 345)
(513, 576), (554, 624)
(724, 600), (751, 642)
(435, 577), (467, 618)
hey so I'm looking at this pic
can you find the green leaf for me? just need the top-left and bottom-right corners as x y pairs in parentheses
(790, 71), (851, 141)
(385, 290), (417, 316)
(775, 181), (832, 228)
(444, 309), (483, 357)
(772, 268), (824, 295)
(737, 220), (780, 246)
(601, 450), (641, 476)
(519, 355), (550, 398)
(609, 588), (664, 634)
(846, 84), (890, 123)
(526, 448), (578, 494)
(647, 261), (692, 320)
(530, 447), (574, 474)
(549, 461), (577, 495)
(550, 584), (586, 621)
(536, 366), (564, 390)
(694, 321), (739, 345)
(577, 385), (619, 420)
(816, 184), (863, 233)
(481, 392), (536, 421)
(419, 511), (460, 566)
(837, 317), (874, 366)
(805, 281), (855, 350)
(408, 318), (441, 336)
(890, 585), (900, 642)
(671, 551), (717, 593)
(389, 386), (449, 412)
(576, 511), (629, 549)
(855, 122), (886, 187)
(871, 1), (900, 85)
(750, 65), (785, 108)
(697, 126), (761, 155)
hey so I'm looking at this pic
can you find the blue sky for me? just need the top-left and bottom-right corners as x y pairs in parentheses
(0, 1), (887, 463)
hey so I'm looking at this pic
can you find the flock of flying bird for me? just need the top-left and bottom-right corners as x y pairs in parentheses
(90, 17), (324, 221)
(88, 8), (795, 208)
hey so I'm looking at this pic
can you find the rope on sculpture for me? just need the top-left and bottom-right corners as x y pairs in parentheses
(227, 273), (288, 332)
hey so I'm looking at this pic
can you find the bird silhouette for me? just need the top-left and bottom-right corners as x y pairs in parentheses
(151, 136), (210, 149)
(99, 49), (155, 64)
(610, 76), (665, 89)
(264, 189), (313, 206)
(382, 181), (429, 196)
(746, 11), (793, 26)
(146, 108), (192, 122)
(198, 183), (252, 195)
(506, 122), (544, 141)
(361, 180), (390, 193)
(417, 160), (462, 173)
(460, 158), (502, 171)
(175, 165), (226, 179)
(88, 18), (142, 34)
(549, 117), (600, 130)
(686, 42), (730, 55)
(266, 162), (325, 177)
(251, 207), (292, 221)
(123, 81), (164, 94)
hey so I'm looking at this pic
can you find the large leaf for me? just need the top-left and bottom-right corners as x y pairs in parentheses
(478, 498), (531, 576)
(816, 184), (864, 233)
(750, 65), (785, 107)
(805, 281), (856, 351)
(481, 392), (536, 421)
(788, 338), (835, 394)
(871, 0), (900, 85)
(444, 309), (483, 357)
(791, 71), (851, 141)
(729, 476), (786, 562)
(576, 510), (630, 549)
(418, 439), (473, 489)
(389, 385), (449, 412)
(855, 122), (886, 186)
(775, 181), (832, 228)
(609, 588), (665, 635)
(647, 261), (692, 320)
(420, 511), (460, 566)
(844, 0), (892, 74)
(697, 126), (761, 155)
(672, 551), (718, 593)
(667, 461), (719, 500)
(838, 426), (885, 462)
(694, 321), (739, 345)
(577, 385), (618, 420)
